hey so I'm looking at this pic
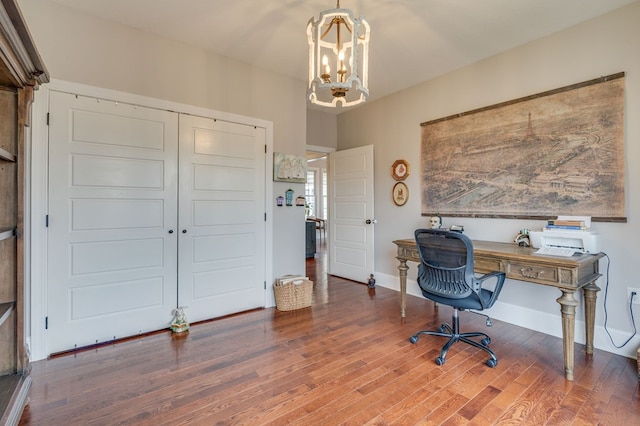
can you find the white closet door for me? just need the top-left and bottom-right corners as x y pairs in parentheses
(178, 115), (266, 322)
(47, 92), (179, 354)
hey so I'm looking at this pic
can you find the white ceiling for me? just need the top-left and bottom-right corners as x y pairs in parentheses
(44, 0), (638, 110)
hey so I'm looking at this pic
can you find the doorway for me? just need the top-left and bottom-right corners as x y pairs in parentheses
(306, 145), (333, 256)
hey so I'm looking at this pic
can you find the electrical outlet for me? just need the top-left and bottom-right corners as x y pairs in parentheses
(627, 287), (640, 305)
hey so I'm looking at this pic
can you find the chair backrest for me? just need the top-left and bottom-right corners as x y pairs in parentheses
(414, 228), (477, 299)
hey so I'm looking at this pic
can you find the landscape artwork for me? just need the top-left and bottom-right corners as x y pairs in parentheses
(420, 73), (626, 222)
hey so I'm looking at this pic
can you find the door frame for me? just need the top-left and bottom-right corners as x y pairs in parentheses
(29, 80), (274, 361)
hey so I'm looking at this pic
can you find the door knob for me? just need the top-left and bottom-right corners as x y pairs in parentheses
(182, 229), (187, 234)
(168, 229), (174, 234)
(365, 219), (377, 225)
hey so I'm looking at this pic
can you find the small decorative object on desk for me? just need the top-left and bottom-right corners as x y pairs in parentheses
(429, 214), (442, 229)
(514, 229), (531, 247)
(274, 275), (313, 311)
(170, 306), (189, 333)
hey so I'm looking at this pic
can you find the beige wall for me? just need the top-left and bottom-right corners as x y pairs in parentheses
(307, 109), (338, 150)
(20, 0), (309, 288)
(338, 2), (640, 357)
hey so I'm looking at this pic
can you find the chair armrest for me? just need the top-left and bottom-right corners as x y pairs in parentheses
(475, 271), (506, 309)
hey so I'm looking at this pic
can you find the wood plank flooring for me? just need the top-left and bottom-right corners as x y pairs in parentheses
(19, 243), (640, 425)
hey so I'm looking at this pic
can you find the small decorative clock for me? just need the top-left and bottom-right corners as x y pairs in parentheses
(391, 159), (410, 181)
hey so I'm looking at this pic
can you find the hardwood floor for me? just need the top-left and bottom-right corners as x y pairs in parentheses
(19, 241), (640, 425)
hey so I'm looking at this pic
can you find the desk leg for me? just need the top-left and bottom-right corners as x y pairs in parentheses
(397, 258), (409, 318)
(583, 281), (601, 355)
(557, 289), (579, 381)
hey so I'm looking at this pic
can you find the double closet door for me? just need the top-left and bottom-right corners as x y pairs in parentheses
(46, 91), (266, 354)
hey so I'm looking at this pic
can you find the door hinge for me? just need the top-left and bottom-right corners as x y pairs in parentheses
(46, 112), (50, 126)
(264, 212), (267, 222)
(264, 144), (267, 153)
(45, 215), (49, 227)
(264, 281), (267, 290)
(45, 316), (48, 330)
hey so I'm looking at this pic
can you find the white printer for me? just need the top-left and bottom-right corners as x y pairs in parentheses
(529, 229), (600, 254)
(529, 216), (600, 254)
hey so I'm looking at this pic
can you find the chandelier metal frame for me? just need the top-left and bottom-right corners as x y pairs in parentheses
(307, 1), (370, 107)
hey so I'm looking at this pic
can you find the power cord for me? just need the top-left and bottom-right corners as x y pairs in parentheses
(602, 252), (638, 348)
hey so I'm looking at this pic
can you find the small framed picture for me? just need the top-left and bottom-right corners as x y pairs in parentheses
(391, 159), (410, 181)
(273, 152), (307, 183)
(392, 182), (409, 206)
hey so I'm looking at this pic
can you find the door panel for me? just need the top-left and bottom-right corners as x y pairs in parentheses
(328, 145), (375, 282)
(178, 115), (266, 322)
(71, 155), (165, 188)
(47, 92), (179, 354)
(70, 199), (164, 230)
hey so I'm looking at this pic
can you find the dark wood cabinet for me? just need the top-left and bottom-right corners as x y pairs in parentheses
(0, 1), (48, 424)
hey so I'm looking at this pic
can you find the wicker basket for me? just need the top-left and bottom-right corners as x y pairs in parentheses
(274, 278), (313, 311)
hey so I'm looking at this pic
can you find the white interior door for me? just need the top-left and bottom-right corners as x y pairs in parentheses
(177, 115), (266, 322)
(47, 92), (179, 353)
(328, 145), (375, 283)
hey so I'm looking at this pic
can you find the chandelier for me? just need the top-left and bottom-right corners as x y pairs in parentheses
(307, 1), (370, 107)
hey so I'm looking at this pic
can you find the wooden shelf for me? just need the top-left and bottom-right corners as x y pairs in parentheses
(0, 228), (15, 241)
(0, 303), (14, 328)
(0, 1), (49, 424)
(0, 148), (16, 162)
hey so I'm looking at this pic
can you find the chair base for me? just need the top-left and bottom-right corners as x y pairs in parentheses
(409, 309), (498, 368)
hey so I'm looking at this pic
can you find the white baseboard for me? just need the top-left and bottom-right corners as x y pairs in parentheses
(375, 271), (640, 360)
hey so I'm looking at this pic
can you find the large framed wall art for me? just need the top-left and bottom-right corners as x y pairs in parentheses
(420, 72), (626, 222)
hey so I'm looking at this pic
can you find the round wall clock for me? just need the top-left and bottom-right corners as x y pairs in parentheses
(391, 159), (410, 181)
(392, 182), (409, 206)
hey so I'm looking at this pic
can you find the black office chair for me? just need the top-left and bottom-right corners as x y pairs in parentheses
(409, 228), (506, 367)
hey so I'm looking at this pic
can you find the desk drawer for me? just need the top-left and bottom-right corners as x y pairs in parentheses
(507, 261), (560, 285)
(475, 257), (503, 274)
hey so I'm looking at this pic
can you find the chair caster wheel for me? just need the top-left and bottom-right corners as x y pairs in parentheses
(438, 326), (446, 333)
(481, 337), (491, 346)
(435, 357), (445, 366)
(486, 358), (498, 368)
(409, 336), (418, 344)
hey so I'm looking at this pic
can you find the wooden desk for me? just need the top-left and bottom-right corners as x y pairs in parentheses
(393, 238), (604, 381)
